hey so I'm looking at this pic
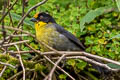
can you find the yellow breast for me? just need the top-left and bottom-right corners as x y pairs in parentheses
(34, 21), (57, 51)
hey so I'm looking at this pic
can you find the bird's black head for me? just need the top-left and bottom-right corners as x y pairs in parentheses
(30, 12), (56, 23)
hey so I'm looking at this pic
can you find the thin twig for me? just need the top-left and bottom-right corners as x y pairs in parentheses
(7, 69), (34, 80)
(8, 13), (14, 27)
(8, 0), (14, 27)
(0, 66), (7, 77)
(14, 45), (25, 80)
(31, 71), (36, 80)
(21, 0), (25, 26)
(8, 49), (120, 72)
(25, 43), (41, 55)
(0, 26), (60, 55)
(8, 49), (120, 71)
(0, 33), (29, 38)
(19, 0), (25, 50)
(25, 43), (75, 80)
(17, 0), (48, 29)
(70, 56), (119, 72)
(56, 56), (119, 72)
(44, 56), (75, 80)
(8, 34), (29, 37)
(0, 61), (16, 68)
(45, 54), (66, 80)
(8, 70), (23, 80)
(1, 1), (7, 45)
(0, 0), (18, 22)
(8, 50), (35, 54)
(41, 51), (120, 66)
(0, 0), (48, 47)
(0, 0), (8, 54)
(0, 25), (35, 37)
(0, 40), (29, 47)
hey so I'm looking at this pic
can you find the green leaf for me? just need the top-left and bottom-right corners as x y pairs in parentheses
(84, 71), (98, 80)
(115, 0), (120, 11)
(30, 43), (39, 49)
(67, 59), (75, 67)
(108, 52), (115, 59)
(76, 59), (87, 70)
(110, 34), (120, 39)
(10, 13), (34, 27)
(92, 46), (101, 52)
(80, 7), (106, 32)
(107, 63), (120, 69)
(21, 54), (32, 60)
(0, 77), (5, 80)
(35, 63), (46, 72)
(59, 74), (67, 80)
(85, 36), (94, 45)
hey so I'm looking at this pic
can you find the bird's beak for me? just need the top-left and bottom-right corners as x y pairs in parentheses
(30, 18), (37, 22)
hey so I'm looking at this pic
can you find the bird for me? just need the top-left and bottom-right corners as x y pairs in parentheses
(30, 12), (110, 76)
(30, 12), (87, 80)
(30, 12), (85, 51)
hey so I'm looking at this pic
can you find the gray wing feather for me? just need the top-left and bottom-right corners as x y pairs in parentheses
(52, 23), (85, 50)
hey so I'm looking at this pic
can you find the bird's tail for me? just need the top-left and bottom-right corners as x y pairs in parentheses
(87, 57), (111, 74)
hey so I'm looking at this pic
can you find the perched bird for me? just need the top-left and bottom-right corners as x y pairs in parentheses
(30, 12), (86, 80)
(30, 12), (85, 51)
(30, 12), (110, 75)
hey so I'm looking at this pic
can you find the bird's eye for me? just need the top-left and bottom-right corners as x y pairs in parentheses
(40, 16), (43, 19)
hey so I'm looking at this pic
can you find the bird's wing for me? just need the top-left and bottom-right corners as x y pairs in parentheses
(52, 23), (85, 50)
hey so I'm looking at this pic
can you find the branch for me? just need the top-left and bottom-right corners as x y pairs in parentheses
(17, 0), (48, 28)
(0, 40), (29, 47)
(8, 48), (120, 72)
(8, 50), (35, 54)
(7, 69), (34, 80)
(65, 56), (119, 72)
(0, 25), (35, 37)
(40, 51), (120, 67)
(8, 34), (29, 37)
(0, 25), (35, 45)
(45, 54), (66, 80)
(25, 43), (75, 80)
(1, 1), (7, 45)
(0, 61), (16, 68)
(0, 66), (7, 77)
(0, 0), (19, 22)
(8, 49), (120, 72)
(44, 56), (75, 80)
(14, 45), (25, 80)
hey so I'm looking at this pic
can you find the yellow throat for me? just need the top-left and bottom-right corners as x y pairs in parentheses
(35, 21), (47, 30)
(35, 21), (47, 37)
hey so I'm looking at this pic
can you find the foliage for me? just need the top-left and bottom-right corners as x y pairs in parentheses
(107, 63), (120, 69)
(0, 0), (120, 79)
(80, 7), (106, 31)
(115, 0), (120, 11)
(59, 74), (67, 80)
